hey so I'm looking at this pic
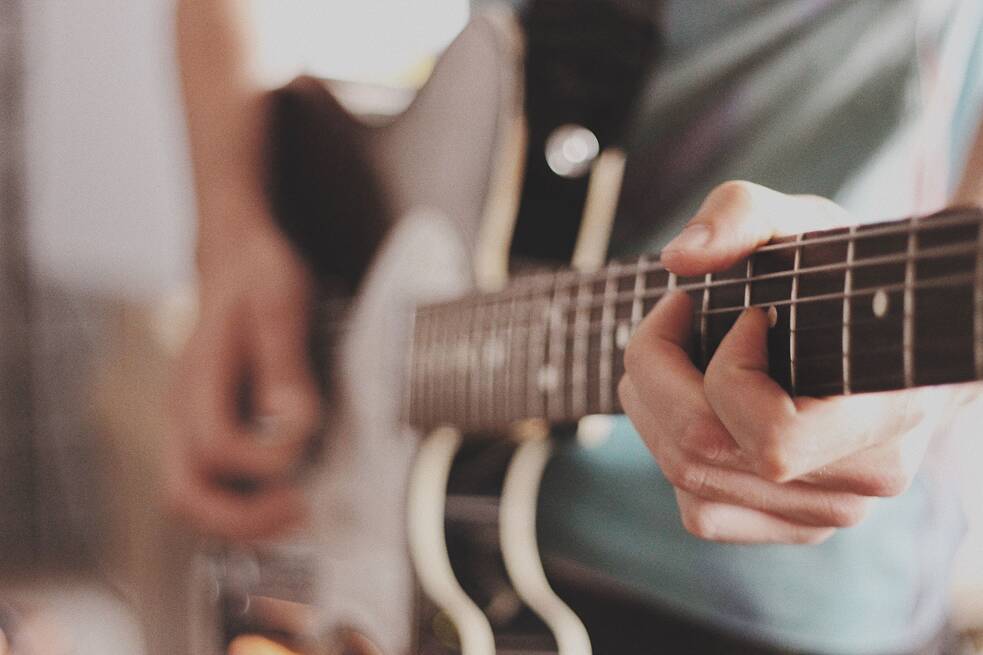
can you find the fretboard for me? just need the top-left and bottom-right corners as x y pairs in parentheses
(407, 208), (983, 434)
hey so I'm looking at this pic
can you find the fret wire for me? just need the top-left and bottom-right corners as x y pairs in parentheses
(440, 242), (982, 320)
(976, 220), (983, 379)
(486, 293), (501, 429)
(424, 320), (976, 429)
(516, 285), (534, 422)
(550, 275), (573, 421)
(744, 258), (753, 308)
(445, 305), (458, 426)
(631, 255), (645, 326)
(572, 275), (591, 419)
(467, 300), (481, 427)
(425, 272), (972, 403)
(427, 306), (439, 425)
(612, 212), (983, 279)
(903, 223), (916, 388)
(507, 288), (526, 424)
(842, 226), (856, 394)
(700, 273), (711, 369)
(611, 212), (983, 276)
(408, 213), (983, 428)
(789, 233), (803, 395)
(409, 311), (422, 425)
(434, 273), (975, 373)
(461, 302), (476, 424)
(424, 313), (440, 425)
(752, 212), (981, 255)
(530, 278), (552, 420)
(545, 310), (914, 341)
(417, 213), (983, 321)
(792, 337), (978, 365)
(696, 272), (974, 316)
(544, 277), (560, 421)
(630, 242), (977, 298)
(600, 263), (618, 413)
(424, 306), (438, 427)
(552, 273), (976, 339)
(443, 302), (459, 426)
(418, 234), (982, 324)
(503, 286), (517, 426)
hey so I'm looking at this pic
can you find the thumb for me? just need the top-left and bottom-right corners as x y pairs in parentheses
(660, 181), (851, 277)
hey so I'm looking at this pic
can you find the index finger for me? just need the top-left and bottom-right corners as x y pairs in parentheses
(622, 292), (749, 470)
(704, 306), (916, 482)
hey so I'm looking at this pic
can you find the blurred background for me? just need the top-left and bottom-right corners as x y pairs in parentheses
(0, 1), (982, 653)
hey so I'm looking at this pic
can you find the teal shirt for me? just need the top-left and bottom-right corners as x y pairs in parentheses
(536, 1), (983, 652)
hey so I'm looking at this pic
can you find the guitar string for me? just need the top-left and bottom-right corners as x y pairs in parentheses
(418, 336), (981, 427)
(798, 370), (978, 395)
(416, 327), (977, 414)
(416, 211), (982, 306)
(416, 244), (979, 318)
(419, 333), (976, 379)
(484, 214), (983, 300)
(411, 273), (975, 349)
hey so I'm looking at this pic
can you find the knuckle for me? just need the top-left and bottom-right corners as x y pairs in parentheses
(616, 376), (637, 415)
(708, 180), (755, 214)
(669, 460), (711, 495)
(751, 421), (797, 482)
(753, 436), (793, 483)
(678, 417), (728, 464)
(859, 468), (910, 497)
(680, 503), (719, 541)
(622, 335), (644, 376)
(823, 496), (869, 528)
(756, 448), (793, 483)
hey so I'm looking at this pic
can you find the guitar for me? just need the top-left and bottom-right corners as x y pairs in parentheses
(186, 7), (983, 655)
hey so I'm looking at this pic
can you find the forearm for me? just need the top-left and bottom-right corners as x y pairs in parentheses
(955, 117), (983, 207)
(176, 0), (273, 264)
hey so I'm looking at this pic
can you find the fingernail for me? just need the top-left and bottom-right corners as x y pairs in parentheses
(663, 224), (711, 254)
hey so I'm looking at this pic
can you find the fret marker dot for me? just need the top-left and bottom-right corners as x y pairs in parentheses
(482, 339), (505, 368)
(537, 366), (559, 392)
(873, 289), (889, 318)
(616, 322), (632, 349)
(767, 305), (778, 328)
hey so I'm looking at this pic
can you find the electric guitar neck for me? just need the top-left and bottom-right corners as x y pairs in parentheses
(406, 207), (983, 434)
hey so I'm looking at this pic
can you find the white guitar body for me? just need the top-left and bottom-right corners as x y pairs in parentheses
(312, 210), (471, 654)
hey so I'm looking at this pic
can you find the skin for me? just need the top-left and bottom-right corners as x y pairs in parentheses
(171, 1), (983, 544)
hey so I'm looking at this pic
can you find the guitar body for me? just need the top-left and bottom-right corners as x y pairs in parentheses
(306, 210), (473, 654)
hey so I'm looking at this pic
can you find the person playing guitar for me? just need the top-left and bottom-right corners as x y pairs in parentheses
(168, 1), (983, 653)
